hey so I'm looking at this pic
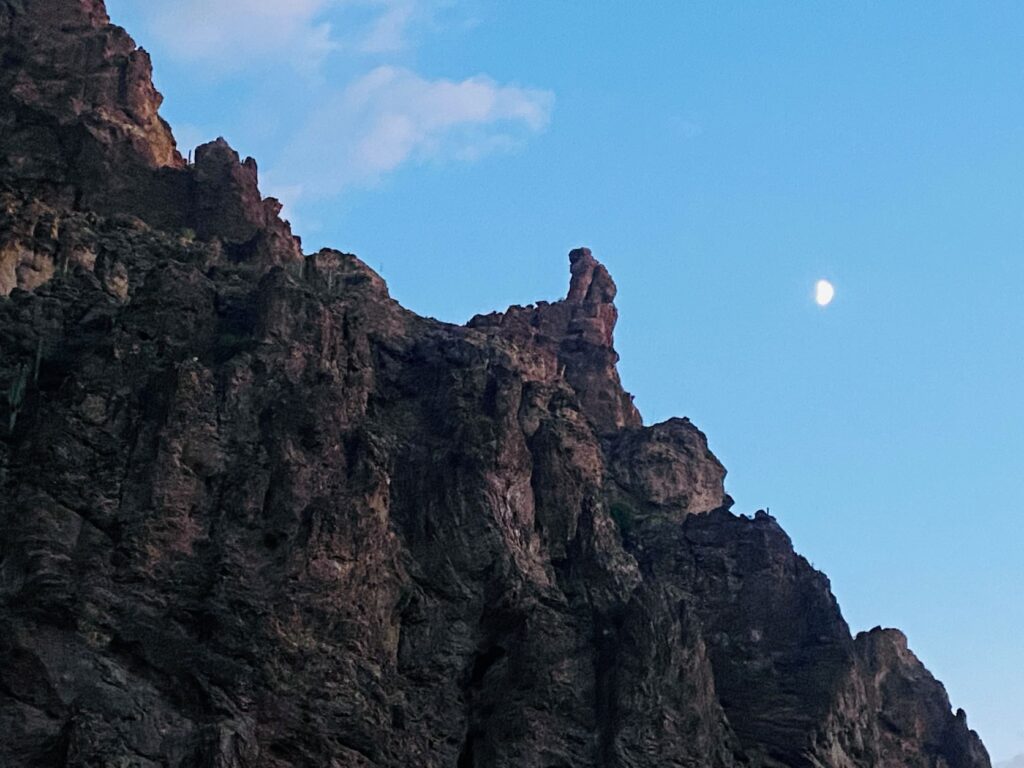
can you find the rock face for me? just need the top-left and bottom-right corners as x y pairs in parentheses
(0, 0), (301, 295)
(0, 2), (992, 767)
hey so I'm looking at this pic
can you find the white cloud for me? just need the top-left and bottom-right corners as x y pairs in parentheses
(274, 66), (554, 196)
(357, 1), (418, 53)
(141, 0), (432, 72)
(146, 0), (339, 73)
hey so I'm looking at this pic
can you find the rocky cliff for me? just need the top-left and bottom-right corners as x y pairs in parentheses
(0, 2), (992, 766)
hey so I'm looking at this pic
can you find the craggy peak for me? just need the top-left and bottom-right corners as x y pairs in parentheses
(0, 1), (993, 766)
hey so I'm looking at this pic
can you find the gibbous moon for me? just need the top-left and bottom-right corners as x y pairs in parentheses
(815, 279), (835, 307)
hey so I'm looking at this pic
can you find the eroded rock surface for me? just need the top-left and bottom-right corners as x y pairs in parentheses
(0, 0), (301, 296)
(0, 2), (991, 766)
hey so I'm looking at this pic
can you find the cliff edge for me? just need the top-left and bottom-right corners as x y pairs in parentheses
(0, 2), (990, 766)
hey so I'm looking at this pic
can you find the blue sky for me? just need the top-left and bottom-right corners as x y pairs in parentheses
(107, 1), (1023, 759)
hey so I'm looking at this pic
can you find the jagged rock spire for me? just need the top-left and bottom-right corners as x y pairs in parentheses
(469, 248), (641, 433)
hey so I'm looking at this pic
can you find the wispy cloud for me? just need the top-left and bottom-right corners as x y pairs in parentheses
(145, 0), (340, 73)
(142, 0), (435, 72)
(275, 66), (553, 197)
(356, 0), (419, 53)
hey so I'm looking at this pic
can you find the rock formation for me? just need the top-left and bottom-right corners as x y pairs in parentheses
(0, 1), (992, 766)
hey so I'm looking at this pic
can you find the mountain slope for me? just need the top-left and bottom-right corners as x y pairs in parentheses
(0, 2), (991, 766)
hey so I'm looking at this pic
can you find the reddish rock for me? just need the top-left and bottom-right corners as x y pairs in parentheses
(190, 138), (303, 267)
(0, 0), (301, 296)
(469, 247), (641, 434)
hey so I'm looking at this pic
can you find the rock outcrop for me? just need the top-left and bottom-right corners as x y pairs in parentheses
(468, 247), (641, 435)
(0, 2), (991, 766)
(0, 0), (301, 296)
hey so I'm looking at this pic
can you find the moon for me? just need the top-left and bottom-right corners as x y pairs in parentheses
(815, 279), (835, 307)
